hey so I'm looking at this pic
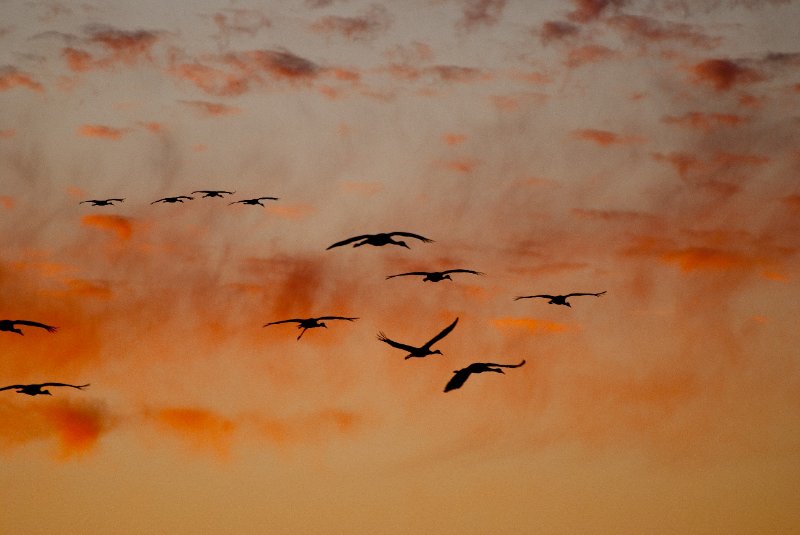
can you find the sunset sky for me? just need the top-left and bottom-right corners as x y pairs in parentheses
(2, 0), (800, 533)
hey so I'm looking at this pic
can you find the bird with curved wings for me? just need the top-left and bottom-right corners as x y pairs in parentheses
(327, 232), (433, 250)
(0, 319), (58, 336)
(151, 195), (194, 204)
(0, 383), (89, 396)
(263, 316), (358, 340)
(377, 317), (458, 359)
(386, 269), (484, 282)
(444, 360), (526, 392)
(192, 190), (235, 198)
(514, 291), (606, 307)
(80, 198), (124, 206)
(229, 197), (279, 206)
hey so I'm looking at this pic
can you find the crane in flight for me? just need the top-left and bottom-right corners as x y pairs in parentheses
(0, 319), (58, 335)
(377, 318), (458, 359)
(444, 360), (526, 392)
(80, 198), (124, 206)
(229, 197), (279, 206)
(151, 195), (193, 204)
(263, 316), (358, 340)
(192, 190), (235, 198)
(514, 291), (606, 307)
(386, 269), (484, 282)
(327, 232), (433, 250)
(0, 382), (89, 396)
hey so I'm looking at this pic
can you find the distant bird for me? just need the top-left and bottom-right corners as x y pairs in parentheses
(151, 196), (193, 204)
(0, 319), (58, 336)
(327, 232), (433, 250)
(192, 190), (235, 198)
(444, 360), (526, 392)
(229, 196), (279, 206)
(514, 291), (606, 307)
(386, 269), (484, 282)
(263, 316), (358, 340)
(0, 382), (89, 396)
(377, 317), (458, 359)
(80, 198), (124, 206)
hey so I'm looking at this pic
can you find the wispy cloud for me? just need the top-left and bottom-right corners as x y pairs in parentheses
(312, 4), (392, 41)
(0, 66), (44, 92)
(77, 124), (132, 140)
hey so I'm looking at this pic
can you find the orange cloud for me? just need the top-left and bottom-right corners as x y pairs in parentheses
(491, 317), (571, 334)
(565, 44), (617, 67)
(63, 47), (94, 72)
(77, 124), (131, 140)
(0, 195), (15, 209)
(458, 0), (507, 30)
(0, 67), (44, 93)
(81, 214), (133, 240)
(572, 208), (659, 224)
(661, 247), (759, 272)
(61, 279), (113, 300)
(265, 203), (316, 220)
(212, 9), (272, 44)
(152, 407), (235, 458)
(783, 193), (800, 211)
(0, 129), (15, 138)
(312, 4), (391, 41)
(255, 409), (363, 446)
(180, 100), (241, 116)
(540, 20), (580, 45)
(139, 121), (165, 133)
(440, 159), (478, 173)
(652, 151), (769, 181)
(442, 133), (467, 145)
(572, 128), (645, 146)
(87, 27), (159, 64)
(607, 15), (721, 49)
(170, 62), (249, 96)
(567, 0), (626, 23)
(689, 58), (763, 91)
(662, 111), (748, 131)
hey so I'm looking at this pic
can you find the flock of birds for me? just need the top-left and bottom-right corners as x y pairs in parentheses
(3, 190), (607, 397)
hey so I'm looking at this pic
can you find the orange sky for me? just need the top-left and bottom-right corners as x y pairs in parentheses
(2, 0), (800, 533)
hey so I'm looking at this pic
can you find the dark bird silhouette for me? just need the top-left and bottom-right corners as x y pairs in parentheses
(263, 316), (358, 340)
(80, 198), (124, 206)
(377, 317), (458, 359)
(386, 269), (484, 282)
(444, 360), (526, 392)
(0, 319), (58, 335)
(0, 382), (89, 396)
(514, 291), (606, 307)
(151, 196), (193, 204)
(327, 232), (433, 250)
(229, 196), (279, 206)
(192, 190), (235, 198)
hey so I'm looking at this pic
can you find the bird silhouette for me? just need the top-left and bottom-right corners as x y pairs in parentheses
(80, 198), (124, 206)
(151, 196), (193, 204)
(514, 291), (606, 307)
(0, 382), (89, 396)
(377, 317), (458, 359)
(327, 232), (433, 250)
(444, 360), (526, 392)
(192, 190), (235, 198)
(263, 316), (358, 340)
(229, 197), (279, 206)
(386, 269), (484, 282)
(0, 319), (58, 335)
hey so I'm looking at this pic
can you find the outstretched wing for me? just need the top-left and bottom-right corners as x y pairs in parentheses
(108, 198), (125, 202)
(388, 232), (434, 243)
(256, 197), (279, 201)
(316, 316), (358, 322)
(513, 294), (554, 301)
(229, 200), (245, 205)
(263, 319), (304, 326)
(441, 269), (484, 276)
(14, 320), (57, 332)
(79, 200), (95, 204)
(40, 382), (90, 390)
(151, 198), (166, 204)
(377, 332), (418, 353)
(385, 272), (428, 279)
(326, 235), (372, 250)
(563, 291), (606, 298)
(443, 369), (473, 392)
(424, 317), (459, 348)
(0, 385), (25, 392)
(480, 360), (526, 369)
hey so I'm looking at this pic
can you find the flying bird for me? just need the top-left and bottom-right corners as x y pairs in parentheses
(151, 196), (193, 204)
(0, 382), (90, 396)
(263, 316), (358, 340)
(229, 196), (279, 206)
(444, 360), (526, 392)
(192, 190), (235, 198)
(0, 319), (58, 335)
(80, 198), (124, 206)
(327, 232), (433, 250)
(513, 291), (606, 307)
(377, 317), (458, 359)
(386, 269), (484, 282)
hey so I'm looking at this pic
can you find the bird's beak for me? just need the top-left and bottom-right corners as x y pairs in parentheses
(44, 391), (52, 395)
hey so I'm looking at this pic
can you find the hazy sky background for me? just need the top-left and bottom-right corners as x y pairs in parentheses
(2, 0), (800, 533)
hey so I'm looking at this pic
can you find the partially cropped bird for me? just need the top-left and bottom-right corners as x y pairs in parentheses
(386, 269), (484, 282)
(444, 360), (526, 392)
(192, 190), (235, 198)
(229, 197), (279, 206)
(151, 196), (193, 204)
(513, 291), (606, 307)
(80, 198), (124, 206)
(0, 319), (58, 335)
(0, 382), (89, 396)
(327, 232), (433, 250)
(263, 316), (358, 340)
(377, 317), (458, 359)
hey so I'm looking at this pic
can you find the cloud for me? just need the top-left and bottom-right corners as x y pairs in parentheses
(0, 129), (15, 138)
(211, 9), (271, 46)
(226, 49), (321, 80)
(149, 407), (236, 458)
(572, 208), (660, 224)
(311, 4), (392, 41)
(457, 0), (507, 30)
(689, 58), (764, 91)
(661, 111), (748, 131)
(0, 66), (44, 92)
(491, 317), (572, 334)
(606, 14), (721, 49)
(80, 214), (134, 240)
(0, 195), (15, 209)
(85, 25), (160, 63)
(564, 44), (617, 67)
(265, 203), (316, 220)
(660, 246), (763, 273)
(567, 0), (627, 23)
(442, 133), (467, 145)
(572, 128), (645, 146)
(652, 151), (769, 185)
(180, 100), (241, 117)
(169, 61), (249, 96)
(77, 124), (132, 140)
(539, 20), (581, 45)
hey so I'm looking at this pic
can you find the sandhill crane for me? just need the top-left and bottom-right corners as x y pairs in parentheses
(444, 360), (526, 392)
(151, 196), (193, 204)
(0, 319), (57, 335)
(327, 232), (433, 250)
(386, 269), (484, 282)
(0, 382), (89, 396)
(377, 318), (458, 359)
(263, 316), (358, 340)
(514, 291), (606, 307)
(80, 198), (124, 206)
(192, 190), (235, 198)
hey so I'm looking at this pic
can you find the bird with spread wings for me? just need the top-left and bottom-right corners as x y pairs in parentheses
(386, 269), (484, 282)
(0, 383), (89, 396)
(444, 360), (526, 392)
(80, 198), (124, 206)
(192, 190), (235, 198)
(0, 319), (58, 335)
(514, 291), (606, 307)
(377, 318), (458, 359)
(327, 232), (433, 250)
(229, 196), (279, 206)
(151, 196), (193, 204)
(263, 316), (358, 340)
